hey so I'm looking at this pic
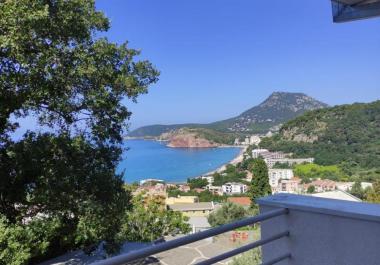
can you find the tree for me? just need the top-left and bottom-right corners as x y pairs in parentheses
(250, 159), (271, 204)
(307, 185), (316, 194)
(350, 181), (365, 199)
(231, 248), (261, 265)
(366, 181), (380, 204)
(187, 178), (208, 189)
(0, 0), (158, 262)
(119, 196), (190, 242)
(208, 202), (247, 227)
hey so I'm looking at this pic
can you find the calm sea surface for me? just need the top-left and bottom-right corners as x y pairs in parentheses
(118, 140), (241, 183)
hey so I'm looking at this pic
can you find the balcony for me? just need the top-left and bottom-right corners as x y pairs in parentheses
(93, 194), (380, 265)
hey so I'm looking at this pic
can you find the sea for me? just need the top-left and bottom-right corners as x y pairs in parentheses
(118, 139), (242, 183)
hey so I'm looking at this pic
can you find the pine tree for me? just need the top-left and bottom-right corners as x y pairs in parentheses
(250, 158), (272, 204)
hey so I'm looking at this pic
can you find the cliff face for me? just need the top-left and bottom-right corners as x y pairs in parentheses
(161, 128), (218, 148)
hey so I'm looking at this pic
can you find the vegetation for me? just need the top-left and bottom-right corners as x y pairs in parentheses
(260, 101), (380, 182)
(0, 0), (159, 263)
(231, 248), (262, 265)
(118, 196), (190, 242)
(207, 202), (248, 227)
(366, 181), (380, 203)
(250, 159), (272, 204)
(293, 163), (347, 182)
(187, 178), (208, 189)
(213, 164), (248, 186)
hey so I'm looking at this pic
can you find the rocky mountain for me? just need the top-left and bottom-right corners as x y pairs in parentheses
(128, 92), (328, 137)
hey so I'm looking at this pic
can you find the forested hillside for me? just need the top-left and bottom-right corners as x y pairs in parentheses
(260, 101), (380, 181)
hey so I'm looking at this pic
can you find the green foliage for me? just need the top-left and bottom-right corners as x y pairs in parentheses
(250, 159), (271, 204)
(119, 196), (190, 242)
(213, 165), (247, 186)
(0, 0), (158, 263)
(307, 185), (315, 194)
(187, 178), (208, 189)
(293, 163), (346, 182)
(231, 248), (262, 265)
(260, 101), (380, 181)
(207, 202), (248, 227)
(365, 181), (380, 203)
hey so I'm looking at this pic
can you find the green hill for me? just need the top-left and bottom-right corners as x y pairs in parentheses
(260, 100), (380, 181)
(129, 92), (328, 137)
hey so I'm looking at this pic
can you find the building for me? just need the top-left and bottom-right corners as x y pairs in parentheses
(252, 149), (269, 158)
(227, 197), (251, 207)
(264, 157), (314, 168)
(178, 184), (191, 192)
(268, 169), (294, 189)
(276, 178), (301, 194)
(304, 179), (336, 193)
(311, 190), (361, 202)
(206, 185), (223, 195)
(249, 135), (261, 145)
(201, 175), (214, 185)
(222, 182), (247, 195)
(168, 202), (215, 217)
(165, 196), (199, 205)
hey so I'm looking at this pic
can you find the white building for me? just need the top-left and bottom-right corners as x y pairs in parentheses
(264, 157), (314, 168)
(201, 175), (214, 185)
(268, 169), (294, 188)
(222, 182), (247, 195)
(252, 149), (269, 159)
(250, 135), (261, 145)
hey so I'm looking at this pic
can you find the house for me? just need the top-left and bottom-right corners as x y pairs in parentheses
(227, 197), (251, 207)
(178, 184), (191, 192)
(311, 190), (361, 202)
(222, 182), (247, 195)
(305, 179), (336, 193)
(276, 178), (301, 194)
(201, 175), (214, 185)
(249, 135), (261, 145)
(264, 157), (314, 168)
(193, 188), (205, 193)
(206, 185), (223, 196)
(168, 202), (215, 217)
(252, 149), (269, 159)
(268, 169), (294, 189)
(165, 196), (199, 205)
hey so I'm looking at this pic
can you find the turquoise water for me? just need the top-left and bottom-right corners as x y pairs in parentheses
(119, 140), (241, 183)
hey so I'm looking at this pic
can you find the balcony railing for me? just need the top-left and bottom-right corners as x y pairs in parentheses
(94, 194), (380, 265)
(93, 208), (290, 265)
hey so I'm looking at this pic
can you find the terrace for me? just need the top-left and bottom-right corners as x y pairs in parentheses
(93, 194), (380, 265)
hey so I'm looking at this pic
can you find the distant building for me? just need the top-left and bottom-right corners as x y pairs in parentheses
(249, 135), (261, 145)
(277, 178), (301, 194)
(252, 149), (269, 159)
(336, 182), (373, 191)
(268, 169), (294, 189)
(264, 157), (314, 168)
(227, 197), (251, 207)
(222, 182), (247, 195)
(166, 196), (199, 205)
(201, 175), (214, 185)
(304, 179), (336, 193)
(206, 185), (223, 196)
(178, 184), (191, 192)
(311, 190), (361, 202)
(168, 202), (215, 217)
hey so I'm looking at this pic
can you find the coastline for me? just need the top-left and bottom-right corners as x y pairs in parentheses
(200, 145), (247, 177)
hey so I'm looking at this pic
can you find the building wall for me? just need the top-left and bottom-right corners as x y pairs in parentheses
(166, 196), (199, 205)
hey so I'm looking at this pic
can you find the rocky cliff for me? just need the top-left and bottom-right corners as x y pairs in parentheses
(160, 128), (219, 148)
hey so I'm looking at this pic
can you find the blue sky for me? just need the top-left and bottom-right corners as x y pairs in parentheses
(96, 0), (380, 129)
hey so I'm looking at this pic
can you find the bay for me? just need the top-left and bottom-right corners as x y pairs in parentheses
(118, 139), (242, 183)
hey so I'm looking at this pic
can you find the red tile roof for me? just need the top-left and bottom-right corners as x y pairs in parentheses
(227, 197), (251, 207)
